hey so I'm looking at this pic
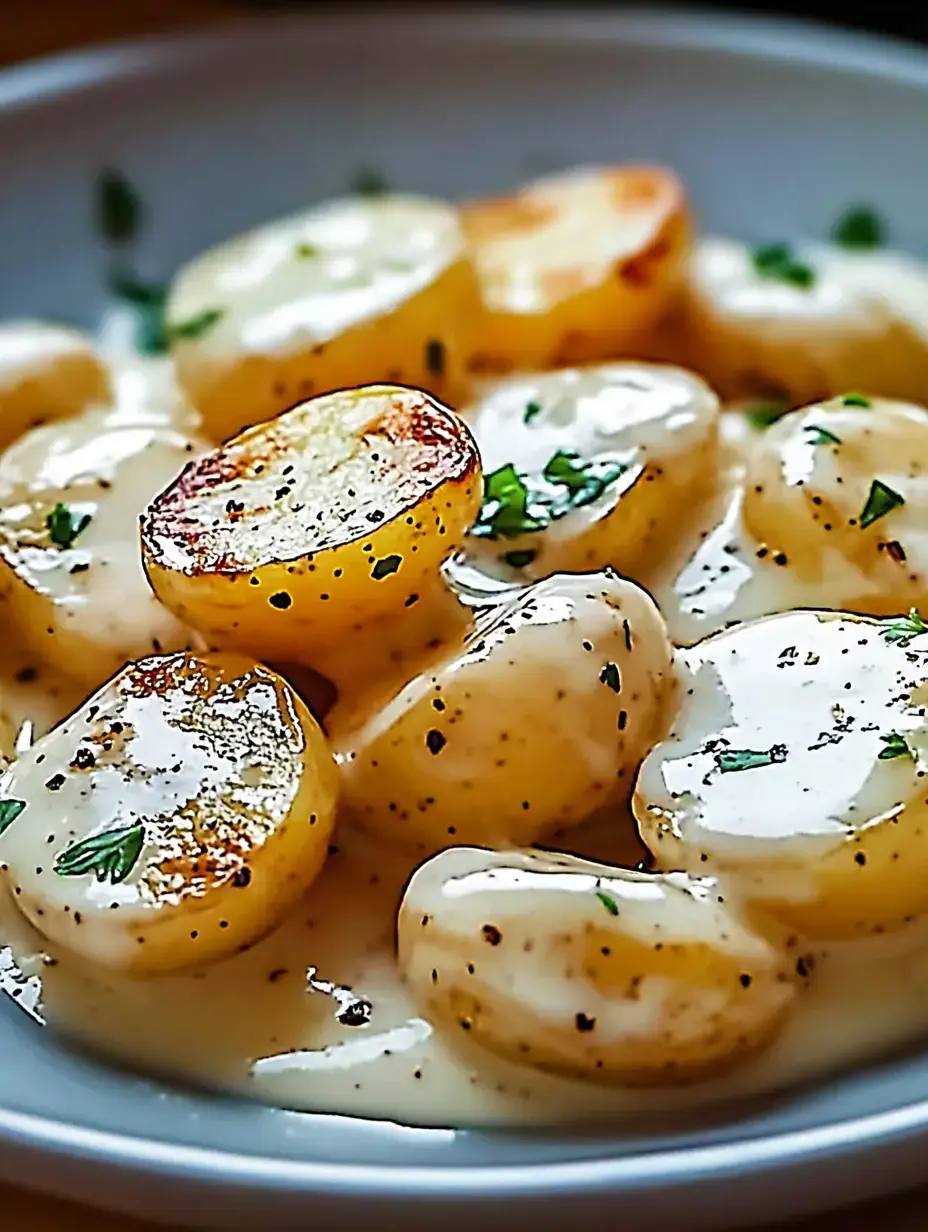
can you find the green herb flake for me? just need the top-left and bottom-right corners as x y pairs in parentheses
(542, 450), (627, 510)
(0, 798), (26, 837)
(859, 479), (905, 530)
(470, 464), (547, 541)
(746, 402), (790, 431)
(752, 242), (815, 289)
(165, 308), (225, 345)
(295, 242), (318, 258)
(595, 890), (620, 916)
(46, 503), (92, 550)
(352, 168), (389, 196)
(107, 270), (169, 355)
(523, 400), (543, 424)
(54, 823), (144, 884)
(503, 549), (536, 569)
(472, 453), (626, 542)
(716, 745), (788, 774)
(880, 609), (928, 646)
(371, 554), (402, 580)
(803, 424), (842, 446)
(840, 392), (872, 408)
(97, 169), (142, 245)
(599, 663), (621, 693)
(832, 206), (885, 251)
(878, 732), (914, 761)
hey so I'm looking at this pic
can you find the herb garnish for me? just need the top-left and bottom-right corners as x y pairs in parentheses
(880, 609), (928, 646)
(503, 549), (536, 569)
(107, 269), (169, 355)
(0, 798), (26, 837)
(840, 393), (871, 408)
(54, 823), (144, 884)
(746, 402), (790, 431)
(878, 732), (914, 761)
(523, 400), (542, 424)
(165, 308), (225, 344)
(471, 452), (626, 541)
(46, 503), (92, 550)
(352, 168), (389, 196)
(859, 479), (905, 529)
(295, 242), (318, 258)
(832, 206), (885, 250)
(715, 745), (788, 774)
(599, 663), (622, 693)
(752, 242), (815, 289)
(97, 169), (141, 245)
(803, 424), (842, 446)
(595, 889), (620, 916)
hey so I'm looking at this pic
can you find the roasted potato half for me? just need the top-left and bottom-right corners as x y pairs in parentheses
(0, 322), (111, 450)
(636, 609), (928, 939)
(399, 847), (795, 1085)
(0, 652), (338, 973)
(167, 195), (482, 440)
(462, 165), (690, 374)
(332, 570), (676, 853)
(142, 385), (481, 663)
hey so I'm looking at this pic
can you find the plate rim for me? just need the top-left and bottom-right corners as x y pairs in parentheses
(3, 1), (928, 1207)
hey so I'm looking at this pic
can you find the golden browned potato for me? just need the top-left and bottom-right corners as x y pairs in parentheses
(0, 652), (338, 973)
(141, 385), (481, 663)
(399, 847), (795, 1084)
(167, 195), (482, 440)
(462, 165), (690, 374)
(635, 609), (928, 939)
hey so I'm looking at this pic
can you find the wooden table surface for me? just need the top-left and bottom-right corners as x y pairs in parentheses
(2, 2), (927, 1227)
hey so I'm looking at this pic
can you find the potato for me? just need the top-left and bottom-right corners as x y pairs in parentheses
(331, 570), (676, 854)
(399, 847), (795, 1085)
(142, 385), (481, 665)
(0, 408), (206, 689)
(462, 362), (719, 580)
(462, 165), (689, 374)
(0, 322), (111, 450)
(635, 609), (928, 939)
(0, 652), (338, 973)
(167, 195), (482, 440)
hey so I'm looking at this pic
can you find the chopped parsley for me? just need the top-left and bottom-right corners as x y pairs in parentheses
(97, 169), (141, 244)
(371, 554), (402, 580)
(840, 392), (871, 408)
(595, 889), (620, 916)
(46, 503), (92, 550)
(54, 823), (145, 884)
(859, 479), (905, 529)
(352, 168), (389, 196)
(831, 206), (885, 250)
(523, 400), (543, 424)
(471, 452), (627, 541)
(0, 798), (26, 837)
(165, 308), (225, 344)
(878, 732), (914, 761)
(746, 402), (790, 431)
(803, 424), (842, 446)
(880, 609), (927, 645)
(503, 549), (536, 569)
(599, 663), (622, 693)
(716, 745), (788, 774)
(752, 242), (815, 289)
(295, 242), (318, 258)
(107, 270), (169, 355)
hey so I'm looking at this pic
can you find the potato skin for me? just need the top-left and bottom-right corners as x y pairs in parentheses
(141, 385), (481, 660)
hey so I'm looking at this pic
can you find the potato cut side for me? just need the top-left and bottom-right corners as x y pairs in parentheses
(0, 652), (338, 973)
(142, 385), (481, 661)
(462, 165), (690, 374)
(167, 194), (483, 440)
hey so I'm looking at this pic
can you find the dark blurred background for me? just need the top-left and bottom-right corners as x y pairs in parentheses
(4, 0), (928, 69)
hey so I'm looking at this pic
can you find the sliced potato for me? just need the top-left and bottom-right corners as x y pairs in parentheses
(0, 409), (206, 689)
(742, 397), (928, 613)
(462, 363), (719, 580)
(635, 609), (928, 939)
(681, 237), (928, 405)
(142, 384), (481, 665)
(462, 165), (689, 374)
(167, 195), (482, 440)
(0, 322), (111, 450)
(399, 847), (795, 1085)
(0, 652), (337, 973)
(331, 570), (676, 853)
